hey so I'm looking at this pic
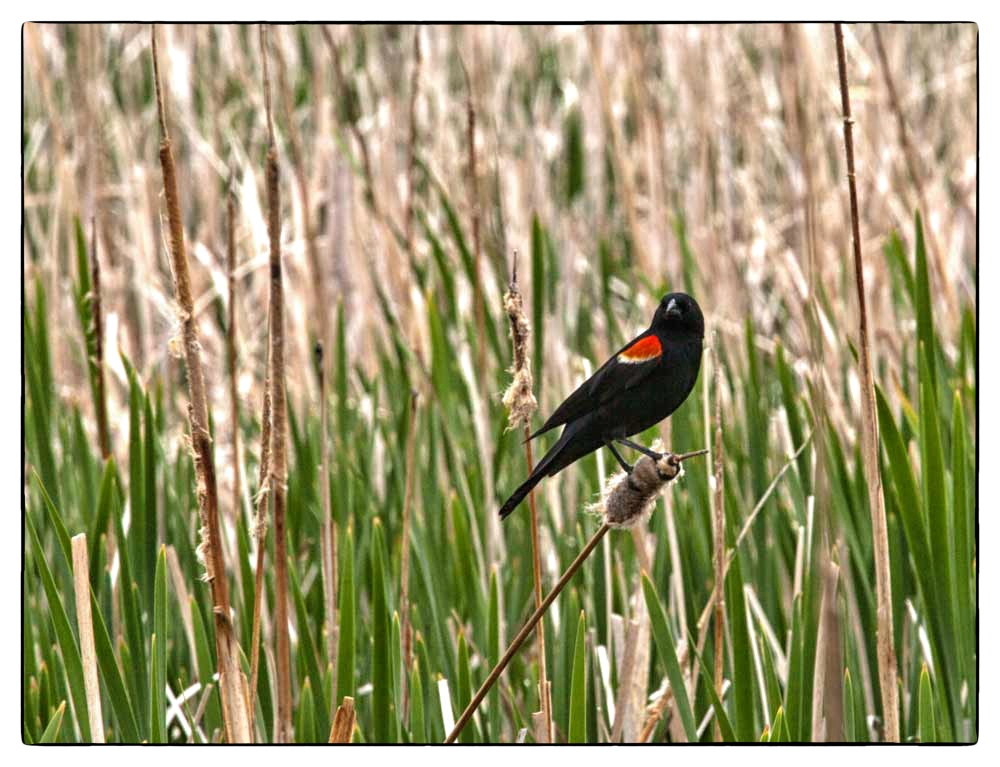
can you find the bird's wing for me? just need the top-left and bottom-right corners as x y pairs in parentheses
(528, 331), (664, 440)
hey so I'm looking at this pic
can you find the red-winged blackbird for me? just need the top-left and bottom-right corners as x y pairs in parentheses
(499, 292), (704, 519)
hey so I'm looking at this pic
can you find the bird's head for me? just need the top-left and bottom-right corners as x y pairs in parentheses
(653, 292), (704, 338)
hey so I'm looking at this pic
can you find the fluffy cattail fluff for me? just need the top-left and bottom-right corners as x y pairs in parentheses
(589, 443), (685, 528)
(502, 257), (537, 429)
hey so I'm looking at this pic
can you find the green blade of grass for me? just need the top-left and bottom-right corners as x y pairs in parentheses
(568, 609), (588, 744)
(371, 519), (392, 742)
(148, 546), (167, 742)
(456, 631), (475, 744)
(335, 526), (356, 705)
(89, 588), (140, 742)
(918, 664), (937, 743)
(25, 514), (91, 741)
(642, 573), (697, 742)
(38, 701), (67, 743)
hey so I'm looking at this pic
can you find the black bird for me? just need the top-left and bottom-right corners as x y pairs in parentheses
(499, 292), (704, 519)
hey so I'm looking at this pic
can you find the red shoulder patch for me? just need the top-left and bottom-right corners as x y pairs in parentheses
(618, 335), (662, 364)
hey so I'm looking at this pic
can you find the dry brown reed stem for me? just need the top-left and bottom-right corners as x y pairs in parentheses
(834, 23), (899, 743)
(586, 26), (650, 275)
(405, 27), (421, 253)
(462, 58), (488, 380)
(711, 349), (725, 742)
(322, 25), (378, 215)
(501, 257), (550, 741)
(226, 179), (241, 523)
(445, 522), (611, 744)
(399, 390), (419, 711)
(316, 342), (337, 675)
(813, 560), (843, 741)
(88, 217), (110, 459)
(151, 25), (252, 744)
(328, 696), (357, 743)
(71, 533), (104, 742)
(872, 24), (954, 311)
(275, 39), (328, 347)
(782, 24), (844, 741)
(446, 450), (703, 744)
(259, 24), (293, 744)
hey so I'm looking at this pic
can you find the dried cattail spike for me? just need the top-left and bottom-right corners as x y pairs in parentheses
(590, 443), (706, 528)
(502, 253), (537, 428)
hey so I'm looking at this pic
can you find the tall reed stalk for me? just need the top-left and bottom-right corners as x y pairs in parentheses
(226, 176), (241, 523)
(501, 258), (551, 741)
(259, 24), (294, 743)
(833, 23), (899, 743)
(150, 25), (251, 743)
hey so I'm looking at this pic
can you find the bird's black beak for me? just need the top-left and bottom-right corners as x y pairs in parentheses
(665, 298), (682, 320)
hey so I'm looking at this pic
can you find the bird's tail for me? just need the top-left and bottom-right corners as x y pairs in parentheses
(498, 423), (579, 519)
(498, 472), (544, 520)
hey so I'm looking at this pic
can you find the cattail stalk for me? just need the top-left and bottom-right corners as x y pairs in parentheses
(88, 217), (110, 459)
(260, 24), (293, 744)
(501, 257), (550, 741)
(834, 23), (899, 743)
(446, 522), (611, 743)
(151, 25), (251, 744)
(446, 450), (704, 743)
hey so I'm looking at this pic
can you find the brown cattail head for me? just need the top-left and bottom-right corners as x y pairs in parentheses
(590, 443), (706, 528)
(502, 256), (537, 429)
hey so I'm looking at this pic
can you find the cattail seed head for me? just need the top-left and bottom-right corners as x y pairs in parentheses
(589, 444), (687, 528)
(502, 257), (537, 429)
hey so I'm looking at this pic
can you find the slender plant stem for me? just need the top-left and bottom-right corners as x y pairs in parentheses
(151, 25), (251, 744)
(444, 522), (612, 744)
(711, 344), (725, 742)
(871, 23), (954, 312)
(317, 342), (338, 680)
(226, 177), (241, 523)
(522, 427), (552, 742)
(833, 23), (899, 743)
(260, 23), (293, 743)
(88, 216), (110, 459)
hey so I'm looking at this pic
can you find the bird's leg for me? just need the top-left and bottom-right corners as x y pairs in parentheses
(617, 437), (664, 461)
(603, 439), (634, 474)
